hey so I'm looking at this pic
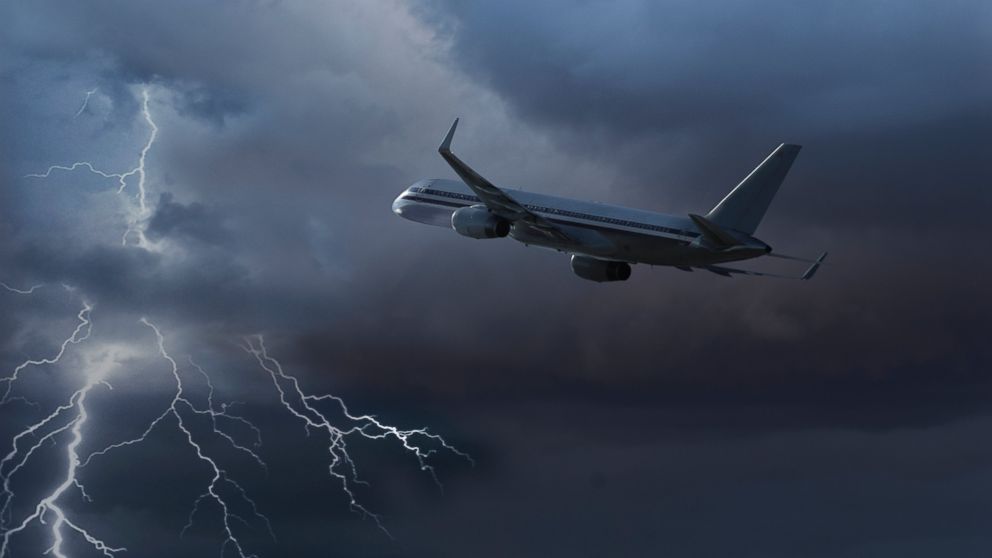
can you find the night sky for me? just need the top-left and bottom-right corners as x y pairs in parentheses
(2, 1), (992, 556)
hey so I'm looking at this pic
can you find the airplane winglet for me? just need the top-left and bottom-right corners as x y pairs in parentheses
(801, 251), (828, 280)
(439, 118), (459, 154)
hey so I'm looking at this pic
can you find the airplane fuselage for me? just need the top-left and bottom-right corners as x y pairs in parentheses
(393, 178), (771, 267)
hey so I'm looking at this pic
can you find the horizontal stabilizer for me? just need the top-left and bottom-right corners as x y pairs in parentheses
(702, 251), (826, 281)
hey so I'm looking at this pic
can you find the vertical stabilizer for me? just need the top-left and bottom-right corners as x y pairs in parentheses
(705, 144), (801, 234)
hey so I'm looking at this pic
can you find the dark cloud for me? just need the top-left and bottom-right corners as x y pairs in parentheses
(1, 0), (991, 556)
(422, 1), (991, 137)
(146, 193), (230, 245)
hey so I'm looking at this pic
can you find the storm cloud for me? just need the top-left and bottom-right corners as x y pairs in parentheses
(1, 0), (991, 556)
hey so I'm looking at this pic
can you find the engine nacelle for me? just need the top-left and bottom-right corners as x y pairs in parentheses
(451, 205), (510, 239)
(570, 255), (631, 282)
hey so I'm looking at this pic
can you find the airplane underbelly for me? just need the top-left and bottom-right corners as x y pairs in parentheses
(607, 231), (697, 265)
(510, 224), (696, 265)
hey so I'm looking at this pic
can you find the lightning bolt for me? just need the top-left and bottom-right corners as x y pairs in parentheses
(0, 283), (46, 410)
(243, 335), (473, 534)
(0, 297), (126, 558)
(0, 288), (92, 405)
(4, 84), (470, 557)
(73, 88), (98, 119)
(80, 319), (273, 558)
(26, 87), (159, 249)
(0, 282), (44, 295)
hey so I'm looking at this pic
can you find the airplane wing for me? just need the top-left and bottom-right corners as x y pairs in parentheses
(438, 119), (571, 242)
(704, 252), (827, 280)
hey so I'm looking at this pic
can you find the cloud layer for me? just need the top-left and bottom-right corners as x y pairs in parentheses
(1, 0), (991, 556)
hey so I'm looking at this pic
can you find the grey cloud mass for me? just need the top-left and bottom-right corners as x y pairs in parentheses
(2, 0), (992, 556)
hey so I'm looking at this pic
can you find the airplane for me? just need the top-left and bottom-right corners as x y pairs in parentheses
(393, 119), (826, 282)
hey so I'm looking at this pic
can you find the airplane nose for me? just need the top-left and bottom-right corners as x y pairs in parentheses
(394, 180), (425, 216)
(392, 194), (406, 216)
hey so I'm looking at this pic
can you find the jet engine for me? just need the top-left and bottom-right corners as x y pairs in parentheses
(570, 255), (631, 282)
(451, 205), (510, 239)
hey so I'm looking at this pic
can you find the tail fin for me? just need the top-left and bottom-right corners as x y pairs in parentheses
(705, 143), (801, 235)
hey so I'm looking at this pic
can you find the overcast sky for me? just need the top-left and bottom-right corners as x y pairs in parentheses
(2, 1), (992, 556)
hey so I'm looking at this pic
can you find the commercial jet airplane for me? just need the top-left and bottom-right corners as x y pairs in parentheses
(393, 119), (826, 282)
